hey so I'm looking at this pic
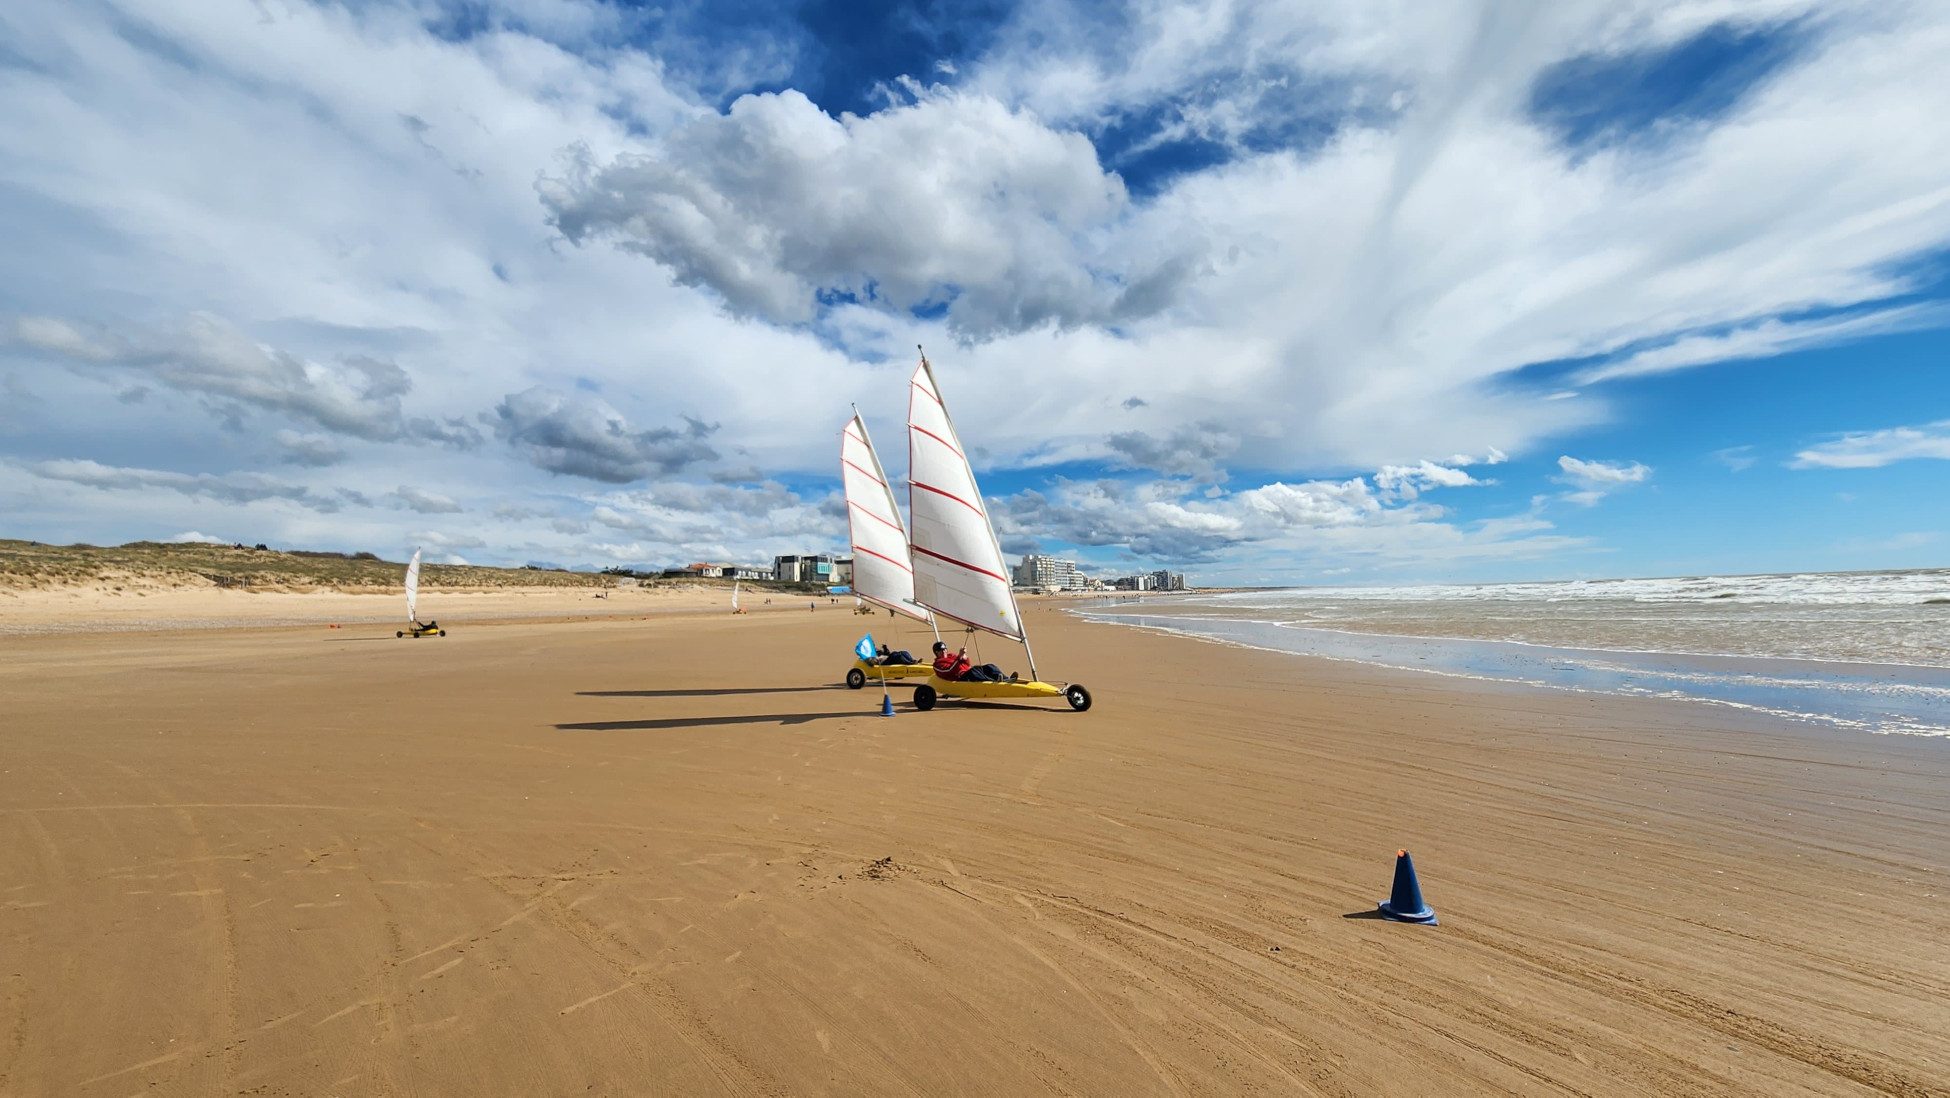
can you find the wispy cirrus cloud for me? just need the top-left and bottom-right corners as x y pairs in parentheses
(1711, 445), (1757, 472)
(1577, 305), (1946, 384)
(1554, 455), (1651, 506)
(20, 458), (353, 513)
(10, 313), (481, 448)
(1791, 420), (1950, 469)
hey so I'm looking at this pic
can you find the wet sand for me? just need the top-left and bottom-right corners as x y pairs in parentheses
(1, 602), (1946, 1094)
(1079, 608), (1950, 737)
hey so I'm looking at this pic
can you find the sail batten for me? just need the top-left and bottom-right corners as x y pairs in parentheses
(849, 501), (907, 537)
(842, 412), (934, 624)
(905, 356), (1025, 642)
(851, 543), (915, 573)
(912, 543), (1011, 584)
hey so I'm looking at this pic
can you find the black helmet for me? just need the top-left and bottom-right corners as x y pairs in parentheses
(931, 641), (947, 653)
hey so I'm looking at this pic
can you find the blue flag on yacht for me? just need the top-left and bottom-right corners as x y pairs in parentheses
(855, 633), (877, 661)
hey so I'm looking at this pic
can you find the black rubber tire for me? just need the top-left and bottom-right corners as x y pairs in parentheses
(846, 667), (866, 690)
(1065, 684), (1092, 712)
(437, 630), (446, 637)
(913, 684), (937, 711)
(396, 631), (404, 638)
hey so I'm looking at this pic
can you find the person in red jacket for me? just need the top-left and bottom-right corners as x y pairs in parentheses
(931, 641), (1011, 682)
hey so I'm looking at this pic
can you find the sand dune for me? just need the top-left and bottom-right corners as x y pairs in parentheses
(1, 604), (1944, 1094)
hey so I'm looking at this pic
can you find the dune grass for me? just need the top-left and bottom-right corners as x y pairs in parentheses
(0, 539), (614, 592)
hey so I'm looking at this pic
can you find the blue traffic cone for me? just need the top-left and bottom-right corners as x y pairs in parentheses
(880, 693), (896, 717)
(1377, 849), (1437, 925)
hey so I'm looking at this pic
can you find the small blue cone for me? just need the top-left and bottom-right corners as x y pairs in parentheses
(880, 693), (896, 717)
(1377, 849), (1437, 925)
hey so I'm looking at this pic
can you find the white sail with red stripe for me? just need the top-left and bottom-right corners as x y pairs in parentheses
(841, 411), (934, 623)
(906, 354), (1026, 642)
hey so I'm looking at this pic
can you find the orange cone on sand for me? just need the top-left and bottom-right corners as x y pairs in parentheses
(1377, 849), (1438, 925)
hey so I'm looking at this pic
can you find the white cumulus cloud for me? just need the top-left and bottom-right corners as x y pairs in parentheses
(540, 87), (1201, 338)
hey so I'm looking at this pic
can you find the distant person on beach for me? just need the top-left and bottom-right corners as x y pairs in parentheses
(932, 641), (1010, 683)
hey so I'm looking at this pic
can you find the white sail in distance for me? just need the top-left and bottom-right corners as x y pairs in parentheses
(906, 355), (1025, 642)
(731, 579), (740, 611)
(842, 412), (933, 623)
(404, 547), (421, 622)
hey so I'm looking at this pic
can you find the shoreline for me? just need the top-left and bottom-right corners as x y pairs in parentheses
(1077, 605), (1950, 740)
(1079, 598), (1950, 672)
(3, 602), (1945, 1092)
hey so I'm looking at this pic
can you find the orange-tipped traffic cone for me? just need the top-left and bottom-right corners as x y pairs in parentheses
(1378, 849), (1437, 925)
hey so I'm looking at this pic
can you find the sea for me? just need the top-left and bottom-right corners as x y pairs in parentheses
(1075, 569), (1950, 738)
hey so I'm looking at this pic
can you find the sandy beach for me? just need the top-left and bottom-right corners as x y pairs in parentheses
(2, 599), (1946, 1095)
(0, 581), (760, 636)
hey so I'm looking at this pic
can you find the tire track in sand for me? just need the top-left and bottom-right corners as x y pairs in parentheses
(404, 820), (782, 1096)
(101, 759), (242, 1094)
(1019, 752), (1065, 798)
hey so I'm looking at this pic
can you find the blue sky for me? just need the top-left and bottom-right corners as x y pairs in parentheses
(2, 0), (1947, 585)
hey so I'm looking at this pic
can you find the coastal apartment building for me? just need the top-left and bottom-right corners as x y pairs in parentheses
(673, 563), (771, 579)
(1013, 553), (1086, 590)
(1011, 554), (1189, 591)
(1106, 569), (1188, 591)
(772, 554), (853, 585)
